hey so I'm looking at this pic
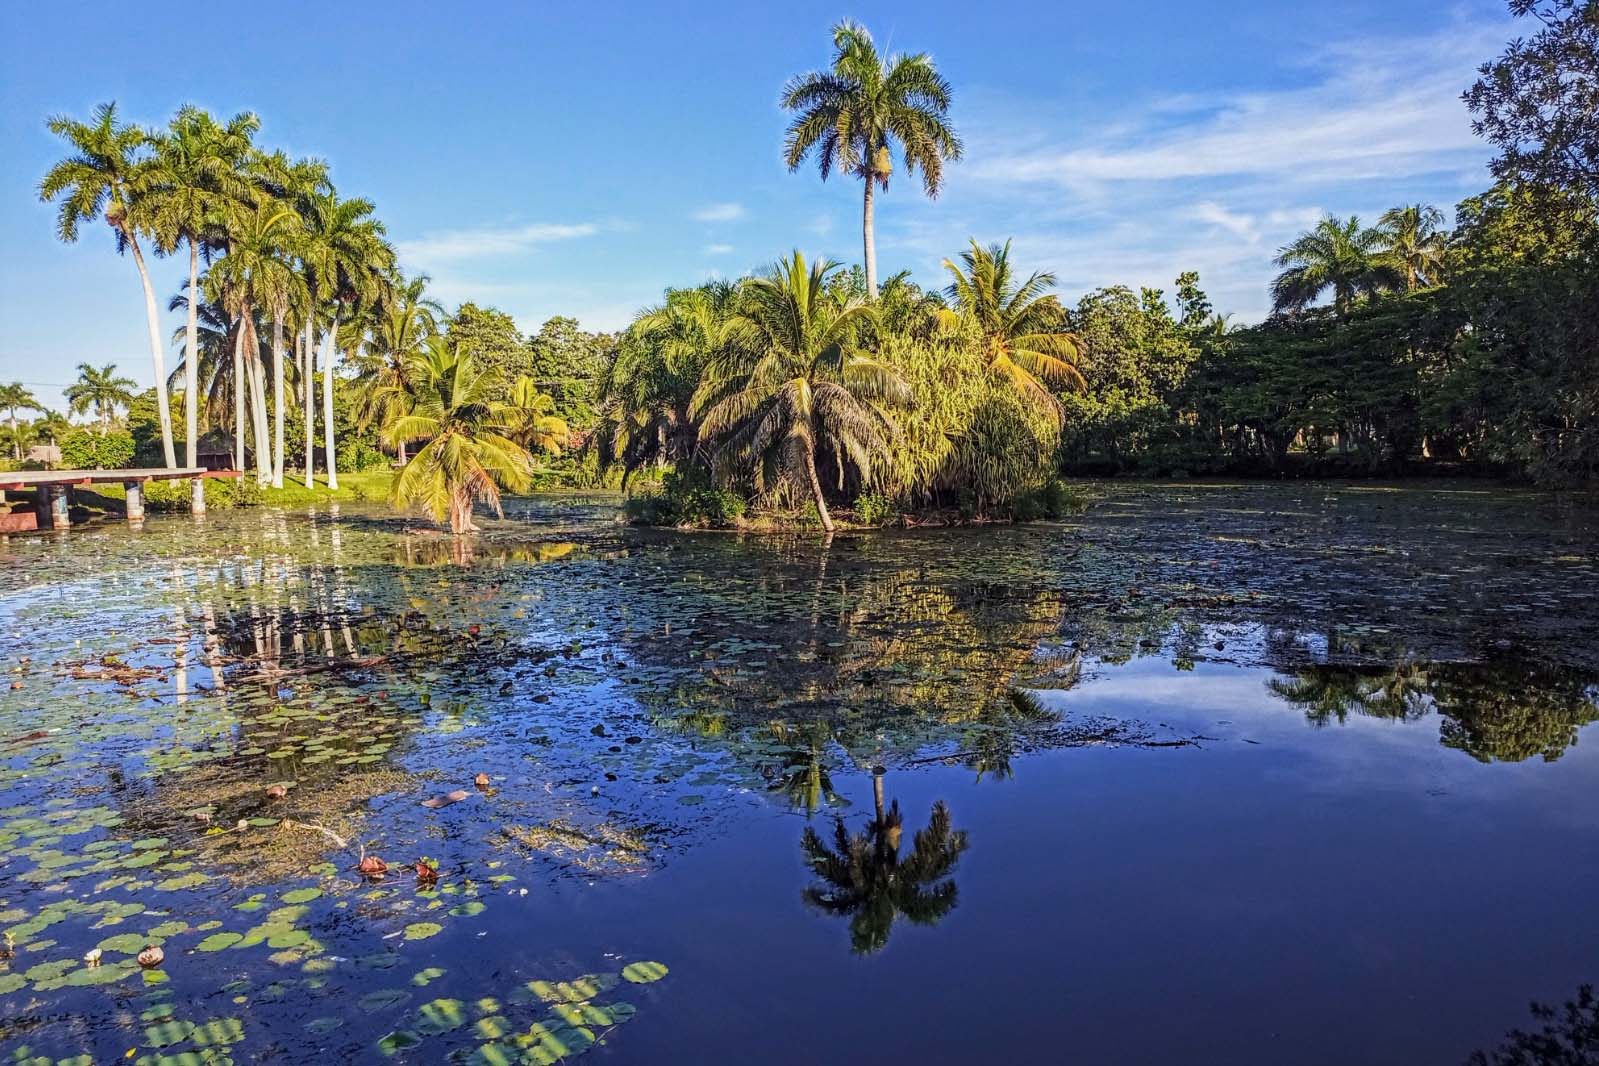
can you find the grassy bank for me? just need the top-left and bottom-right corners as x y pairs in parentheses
(257, 470), (394, 506)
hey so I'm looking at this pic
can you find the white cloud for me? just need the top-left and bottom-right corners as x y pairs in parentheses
(691, 202), (747, 223)
(396, 222), (597, 264)
(703, 243), (734, 255)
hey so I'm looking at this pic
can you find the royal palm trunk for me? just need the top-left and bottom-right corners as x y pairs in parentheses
(127, 231), (177, 468)
(321, 314), (339, 491)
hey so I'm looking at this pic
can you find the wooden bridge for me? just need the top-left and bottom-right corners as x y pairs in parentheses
(0, 468), (239, 531)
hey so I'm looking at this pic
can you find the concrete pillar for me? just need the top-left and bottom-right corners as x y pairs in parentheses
(46, 484), (69, 530)
(191, 477), (207, 516)
(125, 481), (144, 523)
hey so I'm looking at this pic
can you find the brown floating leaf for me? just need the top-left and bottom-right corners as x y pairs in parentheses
(357, 856), (389, 879)
(421, 790), (470, 809)
(137, 945), (164, 968)
(473, 773), (491, 789)
(413, 859), (439, 886)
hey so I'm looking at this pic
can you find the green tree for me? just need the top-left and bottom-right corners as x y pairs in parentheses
(39, 102), (177, 466)
(353, 272), (443, 463)
(0, 383), (41, 460)
(445, 303), (528, 388)
(1271, 216), (1402, 314)
(781, 19), (962, 298)
(385, 338), (534, 535)
(693, 251), (909, 532)
(301, 189), (392, 490)
(147, 106), (258, 477)
(1374, 203), (1449, 291)
(940, 239), (1086, 413)
(64, 363), (136, 436)
(501, 376), (569, 455)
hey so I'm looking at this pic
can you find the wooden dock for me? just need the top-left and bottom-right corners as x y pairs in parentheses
(0, 468), (239, 530)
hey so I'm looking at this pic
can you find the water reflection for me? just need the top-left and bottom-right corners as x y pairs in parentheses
(800, 770), (969, 955)
(1467, 984), (1599, 1065)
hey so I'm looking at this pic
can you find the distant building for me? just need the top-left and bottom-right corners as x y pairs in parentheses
(195, 430), (237, 471)
(25, 444), (61, 468)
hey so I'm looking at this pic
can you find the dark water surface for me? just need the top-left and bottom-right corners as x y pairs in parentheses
(1, 482), (1596, 1065)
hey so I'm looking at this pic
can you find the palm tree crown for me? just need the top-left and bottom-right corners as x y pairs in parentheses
(942, 239), (1086, 412)
(1271, 216), (1403, 314)
(1374, 203), (1449, 292)
(65, 363), (136, 434)
(782, 20), (961, 299)
(693, 251), (909, 532)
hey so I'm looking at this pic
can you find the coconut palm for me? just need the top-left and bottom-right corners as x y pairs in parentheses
(693, 252), (909, 533)
(799, 780), (968, 955)
(65, 363), (136, 435)
(351, 272), (442, 463)
(33, 410), (72, 446)
(146, 107), (258, 479)
(782, 20), (962, 299)
(1271, 216), (1403, 314)
(301, 189), (392, 490)
(0, 383), (41, 460)
(501, 377), (569, 455)
(385, 338), (535, 535)
(39, 102), (177, 466)
(1374, 204), (1449, 292)
(941, 239), (1086, 412)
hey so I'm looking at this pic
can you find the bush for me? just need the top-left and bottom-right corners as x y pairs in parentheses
(853, 491), (895, 526)
(144, 476), (263, 513)
(341, 441), (392, 473)
(60, 429), (135, 470)
(1008, 478), (1084, 521)
(622, 467), (745, 528)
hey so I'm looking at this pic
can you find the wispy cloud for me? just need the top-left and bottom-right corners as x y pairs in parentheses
(703, 243), (734, 255)
(397, 222), (598, 264)
(692, 202), (747, 223)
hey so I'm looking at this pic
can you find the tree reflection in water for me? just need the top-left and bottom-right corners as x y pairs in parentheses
(1466, 984), (1599, 1066)
(799, 770), (968, 955)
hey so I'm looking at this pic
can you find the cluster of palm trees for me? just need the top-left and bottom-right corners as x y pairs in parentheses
(1, 368), (131, 462)
(39, 103), (400, 502)
(1271, 205), (1450, 314)
(597, 240), (1086, 529)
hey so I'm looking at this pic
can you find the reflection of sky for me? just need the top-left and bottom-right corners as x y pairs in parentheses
(1037, 654), (1599, 834)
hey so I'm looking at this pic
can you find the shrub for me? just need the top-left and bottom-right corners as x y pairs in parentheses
(60, 429), (135, 470)
(144, 476), (263, 513)
(623, 467), (745, 528)
(1008, 478), (1085, 521)
(853, 491), (895, 526)
(341, 441), (392, 472)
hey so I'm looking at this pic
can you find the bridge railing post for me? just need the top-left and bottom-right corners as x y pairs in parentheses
(46, 484), (70, 530)
(125, 481), (145, 524)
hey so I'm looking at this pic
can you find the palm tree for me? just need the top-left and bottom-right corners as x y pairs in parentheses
(692, 252), (910, 533)
(1374, 204), (1448, 292)
(146, 106), (258, 482)
(352, 272), (442, 464)
(597, 282), (734, 484)
(501, 377), (569, 455)
(782, 20), (962, 299)
(65, 363), (136, 436)
(385, 338), (535, 535)
(799, 780), (968, 955)
(301, 190), (391, 490)
(0, 383), (41, 460)
(941, 239), (1086, 412)
(1271, 216), (1403, 314)
(39, 103), (177, 468)
(206, 201), (304, 483)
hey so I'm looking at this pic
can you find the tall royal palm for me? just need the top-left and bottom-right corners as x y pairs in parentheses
(207, 201), (305, 484)
(693, 251), (909, 533)
(0, 383), (41, 460)
(65, 363), (136, 435)
(386, 338), (535, 535)
(147, 107), (258, 487)
(782, 20), (962, 299)
(40, 102), (177, 467)
(1271, 216), (1402, 315)
(1374, 204), (1449, 292)
(302, 189), (391, 490)
(941, 239), (1086, 413)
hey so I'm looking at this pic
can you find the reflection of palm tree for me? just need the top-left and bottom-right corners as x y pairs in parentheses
(799, 773), (968, 954)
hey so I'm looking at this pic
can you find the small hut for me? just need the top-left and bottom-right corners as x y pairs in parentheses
(25, 444), (61, 469)
(196, 430), (238, 471)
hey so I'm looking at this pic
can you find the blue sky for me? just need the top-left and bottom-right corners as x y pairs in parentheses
(0, 1), (1513, 411)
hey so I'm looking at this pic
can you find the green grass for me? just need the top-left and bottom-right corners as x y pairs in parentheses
(259, 470), (394, 506)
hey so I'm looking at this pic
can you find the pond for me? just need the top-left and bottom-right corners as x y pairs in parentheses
(1, 482), (1596, 1065)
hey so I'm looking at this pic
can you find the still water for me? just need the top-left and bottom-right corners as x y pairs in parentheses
(0, 482), (1595, 1064)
